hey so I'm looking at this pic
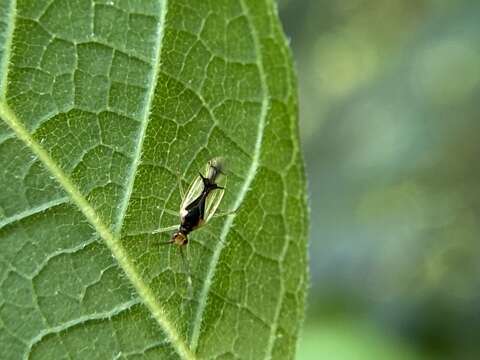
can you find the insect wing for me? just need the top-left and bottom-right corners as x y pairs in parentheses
(180, 174), (203, 214)
(204, 176), (227, 223)
(206, 157), (224, 181)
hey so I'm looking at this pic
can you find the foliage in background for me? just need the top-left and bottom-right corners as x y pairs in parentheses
(0, 0), (308, 359)
(279, 0), (480, 359)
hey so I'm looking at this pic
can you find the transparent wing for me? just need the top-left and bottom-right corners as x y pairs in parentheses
(180, 174), (203, 213)
(204, 176), (227, 223)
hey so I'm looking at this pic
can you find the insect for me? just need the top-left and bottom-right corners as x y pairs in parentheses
(152, 157), (234, 293)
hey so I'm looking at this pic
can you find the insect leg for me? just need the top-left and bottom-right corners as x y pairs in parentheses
(162, 208), (179, 217)
(179, 245), (193, 300)
(176, 170), (186, 200)
(212, 208), (238, 218)
(151, 224), (179, 234)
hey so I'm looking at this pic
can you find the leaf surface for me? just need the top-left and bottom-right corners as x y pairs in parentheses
(0, 0), (308, 359)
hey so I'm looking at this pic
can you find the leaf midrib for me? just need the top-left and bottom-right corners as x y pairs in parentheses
(0, 0), (195, 357)
(0, 103), (195, 360)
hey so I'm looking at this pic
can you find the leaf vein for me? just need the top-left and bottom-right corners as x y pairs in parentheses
(0, 0), (16, 99)
(0, 196), (69, 231)
(114, 1), (168, 236)
(189, 0), (271, 351)
(25, 298), (141, 357)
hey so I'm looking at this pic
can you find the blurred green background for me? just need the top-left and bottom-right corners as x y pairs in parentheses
(278, 1), (480, 359)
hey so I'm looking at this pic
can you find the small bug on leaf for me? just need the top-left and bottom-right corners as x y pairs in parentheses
(152, 157), (235, 293)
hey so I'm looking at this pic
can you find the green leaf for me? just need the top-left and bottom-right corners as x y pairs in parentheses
(0, 0), (308, 359)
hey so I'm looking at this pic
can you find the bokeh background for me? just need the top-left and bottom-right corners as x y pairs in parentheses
(278, 1), (480, 359)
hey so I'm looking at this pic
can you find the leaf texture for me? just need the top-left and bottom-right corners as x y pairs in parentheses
(0, 0), (308, 359)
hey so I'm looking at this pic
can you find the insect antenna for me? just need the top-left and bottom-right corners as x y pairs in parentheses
(159, 239), (174, 245)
